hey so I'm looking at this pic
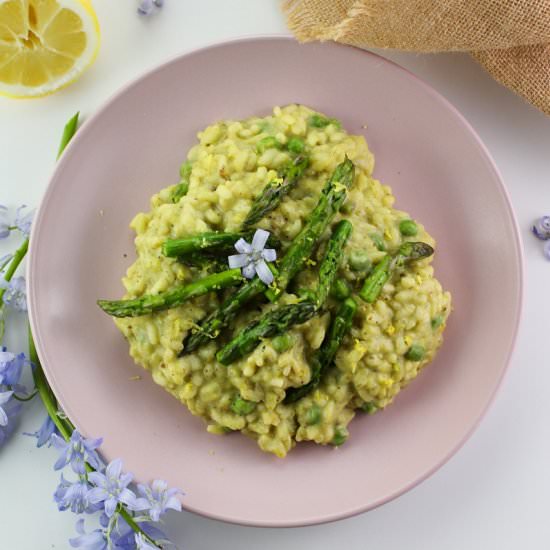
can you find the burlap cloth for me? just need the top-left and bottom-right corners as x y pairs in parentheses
(282, 0), (550, 115)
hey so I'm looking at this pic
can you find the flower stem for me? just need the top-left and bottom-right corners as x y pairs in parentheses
(56, 112), (80, 160)
(0, 237), (29, 304)
(119, 506), (162, 548)
(12, 389), (38, 402)
(28, 325), (73, 441)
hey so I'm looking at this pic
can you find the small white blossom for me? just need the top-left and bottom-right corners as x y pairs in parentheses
(228, 229), (277, 285)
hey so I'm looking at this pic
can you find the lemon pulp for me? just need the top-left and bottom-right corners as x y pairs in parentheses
(0, 0), (100, 97)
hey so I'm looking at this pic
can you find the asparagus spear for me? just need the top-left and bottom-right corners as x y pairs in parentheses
(241, 155), (309, 229)
(181, 274), (268, 354)
(209, 220), (351, 363)
(265, 157), (355, 302)
(284, 297), (357, 403)
(176, 252), (227, 272)
(163, 231), (280, 258)
(182, 161), (353, 355)
(97, 269), (243, 318)
(216, 301), (317, 365)
(359, 241), (434, 303)
(316, 219), (353, 307)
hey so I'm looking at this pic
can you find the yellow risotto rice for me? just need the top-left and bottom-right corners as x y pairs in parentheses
(113, 104), (451, 457)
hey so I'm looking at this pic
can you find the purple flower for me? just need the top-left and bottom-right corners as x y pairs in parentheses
(0, 276), (27, 312)
(69, 519), (107, 550)
(0, 348), (26, 386)
(135, 533), (159, 550)
(228, 229), (277, 284)
(113, 515), (167, 549)
(0, 205), (10, 239)
(0, 391), (21, 447)
(51, 430), (103, 475)
(137, 479), (182, 522)
(544, 240), (550, 260)
(532, 216), (550, 240)
(54, 474), (101, 514)
(138, 0), (164, 15)
(13, 205), (34, 237)
(25, 415), (59, 447)
(137, 0), (154, 15)
(0, 390), (14, 427)
(88, 458), (141, 517)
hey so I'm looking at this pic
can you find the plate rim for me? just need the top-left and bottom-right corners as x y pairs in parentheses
(27, 34), (524, 528)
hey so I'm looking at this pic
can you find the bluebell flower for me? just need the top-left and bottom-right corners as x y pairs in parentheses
(138, 0), (164, 15)
(106, 514), (166, 550)
(13, 205), (34, 237)
(0, 348), (26, 386)
(135, 533), (159, 550)
(24, 415), (59, 447)
(0, 391), (21, 447)
(0, 276), (27, 312)
(88, 458), (141, 517)
(54, 474), (101, 514)
(69, 519), (108, 550)
(0, 205), (10, 239)
(51, 430), (103, 475)
(137, 0), (154, 15)
(137, 479), (182, 521)
(0, 390), (14, 427)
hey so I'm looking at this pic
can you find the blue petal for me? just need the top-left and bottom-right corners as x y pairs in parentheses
(242, 263), (256, 279)
(50, 433), (68, 451)
(53, 450), (69, 471)
(71, 456), (86, 475)
(254, 260), (274, 285)
(251, 228), (270, 251)
(104, 497), (118, 518)
(106, 457), (123, 479)
(0, 390), (13, 406)
(228, 254), (250, 269)
(234, 238), (252, 254)
(0, 406), (8, 427)
(261, 248), (277, 262)
(87, 486), (108, 504)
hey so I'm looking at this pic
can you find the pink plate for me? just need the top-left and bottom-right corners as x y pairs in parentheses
(27, 37), (523, 527)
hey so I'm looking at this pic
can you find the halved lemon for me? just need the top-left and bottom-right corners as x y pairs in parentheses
(0, 0), (100, 98)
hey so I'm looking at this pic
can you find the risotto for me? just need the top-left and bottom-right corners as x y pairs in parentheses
(107, 105), (451, 457)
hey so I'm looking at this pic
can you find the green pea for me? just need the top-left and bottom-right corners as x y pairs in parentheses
(330, 279), (351, 301)
(340, 200), (354, 215)
(272, 333), (294, 353)
(431, 315), (444, 329)
(348, 249), (372, 272)
(256, 136), (281, 154)
(399, 219), (418, 237)
(171, 181), (189, 203)
(369, 233), (386, 251)
(179, 160), (192, 179)
(308, 114), (341, 128)
(287, 136), (305, 154)
(297, 288), (317, 302)
(230, 395), (256, 416)
(331, 426), (348, 446)
(405, 344), (426, 361)
(360, 402), (378, 415)
(305, 404), (322, 425)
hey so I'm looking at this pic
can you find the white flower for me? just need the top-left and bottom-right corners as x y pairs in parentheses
(228, 229), (277, 285)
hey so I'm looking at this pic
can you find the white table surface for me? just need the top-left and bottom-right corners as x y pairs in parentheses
(1, 2), (550, 549)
